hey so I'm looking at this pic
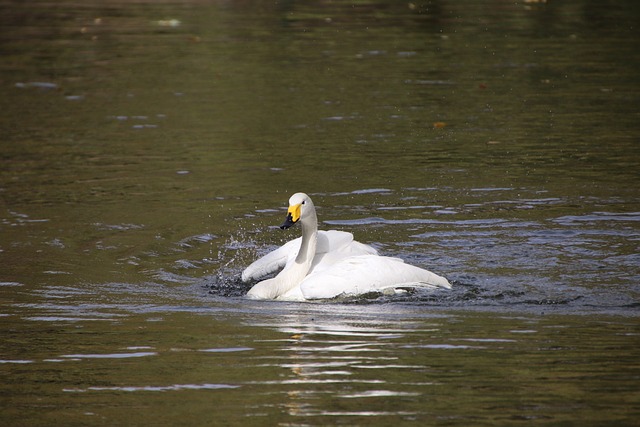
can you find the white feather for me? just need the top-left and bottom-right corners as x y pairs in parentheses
(299, 255), (451, 300)
(244, 193), (451, 301)
(241, 230), (376, 283)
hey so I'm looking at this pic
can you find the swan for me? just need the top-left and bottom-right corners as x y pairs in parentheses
(243, 192), (451, 301)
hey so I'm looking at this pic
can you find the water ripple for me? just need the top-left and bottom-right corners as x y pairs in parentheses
(64, 383), (239, 393)
(60, 352), (157, 359)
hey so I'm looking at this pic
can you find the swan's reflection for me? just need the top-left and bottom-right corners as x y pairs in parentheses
(246, 306), (447, 418)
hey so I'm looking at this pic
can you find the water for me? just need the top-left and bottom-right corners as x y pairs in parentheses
(1, 0), (639, 425)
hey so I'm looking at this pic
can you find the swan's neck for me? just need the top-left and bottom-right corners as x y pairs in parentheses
(279, 213), (317, 292)
(296, 214), (318, 266)
(247, 211), (318, 300)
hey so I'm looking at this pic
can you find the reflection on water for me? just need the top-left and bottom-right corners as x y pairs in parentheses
(1, 0), (639, 425)
(1, 295), (639, 424)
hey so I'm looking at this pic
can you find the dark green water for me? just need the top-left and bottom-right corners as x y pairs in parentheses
(1, 0), (639, 425)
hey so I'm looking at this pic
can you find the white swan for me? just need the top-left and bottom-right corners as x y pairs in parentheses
(243, 193), (451, 301)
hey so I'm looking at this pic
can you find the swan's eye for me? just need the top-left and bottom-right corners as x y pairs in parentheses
(301, 201), (306, 205)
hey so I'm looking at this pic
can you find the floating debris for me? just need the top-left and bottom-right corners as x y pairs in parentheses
(156, 19), (181, 27)
(15, 82), (58, 90)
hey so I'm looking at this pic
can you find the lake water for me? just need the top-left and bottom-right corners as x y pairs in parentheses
(1, 0), (639, 425)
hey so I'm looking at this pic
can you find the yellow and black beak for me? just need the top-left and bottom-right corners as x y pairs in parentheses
(280, 203), (301, 229)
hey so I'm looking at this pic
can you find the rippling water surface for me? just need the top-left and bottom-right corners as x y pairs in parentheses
(1, 0), (639, 425)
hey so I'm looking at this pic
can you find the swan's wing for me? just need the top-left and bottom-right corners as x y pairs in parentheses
(317, 230), (350, 252)
(300, 255), (451, 300)
(241, 237), (301, 282)
(310, 230), (378, 274)
(242, 230), (377, 283)
(317, 230), (378, 255)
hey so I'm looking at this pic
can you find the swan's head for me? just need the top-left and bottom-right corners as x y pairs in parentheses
(280, 192), (314, 229)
